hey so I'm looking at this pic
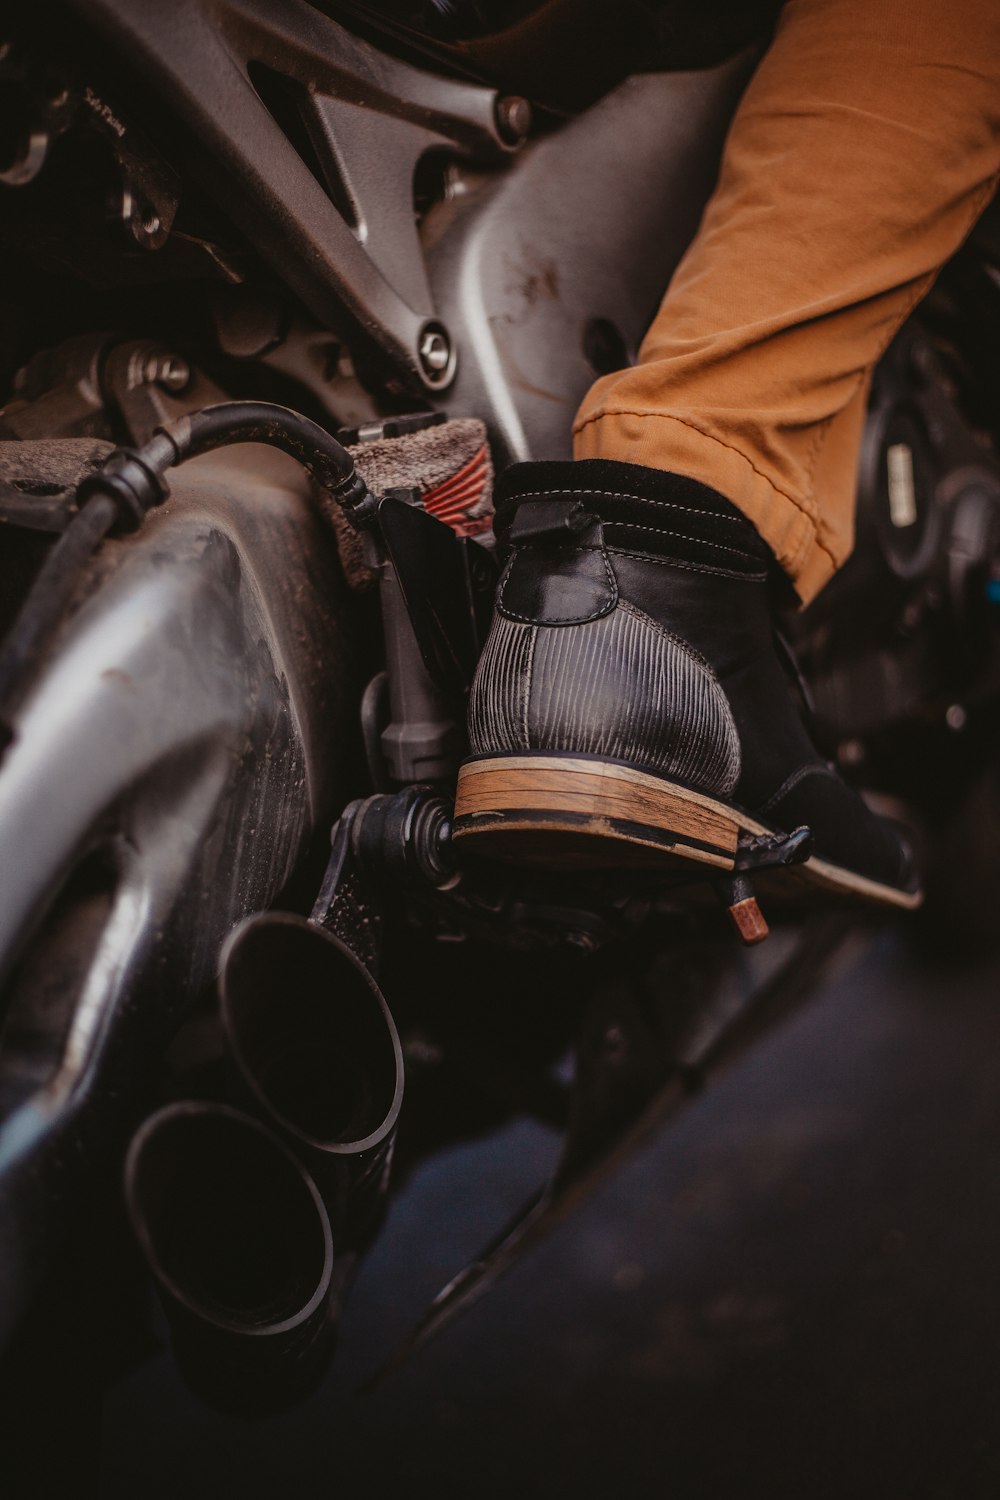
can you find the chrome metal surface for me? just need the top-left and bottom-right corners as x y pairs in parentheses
(146, 354), (192, 393)
(0, 442), (354, 1352)
(494, 96), (533, 147)
(418, 327), (453, 379)
(422, 57), (754, 463)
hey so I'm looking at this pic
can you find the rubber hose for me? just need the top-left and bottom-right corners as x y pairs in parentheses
(0, 401), (372, 747)
(148, 402), (363, 504)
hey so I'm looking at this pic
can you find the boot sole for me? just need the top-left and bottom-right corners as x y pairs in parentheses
(453, 753), (922, 909)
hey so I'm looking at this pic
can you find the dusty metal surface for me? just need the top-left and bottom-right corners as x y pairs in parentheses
(0, 442), (355, 1354)
(423, 57), (754, 463)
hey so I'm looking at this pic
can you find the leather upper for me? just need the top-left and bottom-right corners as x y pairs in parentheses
(470, 458), (917, 893)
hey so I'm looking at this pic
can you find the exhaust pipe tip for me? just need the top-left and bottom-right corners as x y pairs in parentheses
(125, 1100), (334, 1411)
(220, 914), (404, 1217)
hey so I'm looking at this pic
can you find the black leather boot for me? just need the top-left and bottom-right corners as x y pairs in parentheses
(454, 458), (921, 908)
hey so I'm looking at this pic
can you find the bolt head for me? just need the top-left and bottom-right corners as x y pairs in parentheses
(145, 353), (191, 392)
(495, 95), (532, 145)
(419, 329), (451, 375)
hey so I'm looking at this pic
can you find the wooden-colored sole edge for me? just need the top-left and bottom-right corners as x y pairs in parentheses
(454, 756), (739, 870)
(730, 806), (924, 910)
(454, 754), (924, 910)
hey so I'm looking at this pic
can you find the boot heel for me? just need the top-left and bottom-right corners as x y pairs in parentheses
(453, 754), (740, 871)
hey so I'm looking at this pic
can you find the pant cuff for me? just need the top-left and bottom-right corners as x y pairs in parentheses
(572, 407), (838, 604)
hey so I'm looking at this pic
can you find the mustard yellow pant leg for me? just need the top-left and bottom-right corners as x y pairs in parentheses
(573, 0), (1000, 601)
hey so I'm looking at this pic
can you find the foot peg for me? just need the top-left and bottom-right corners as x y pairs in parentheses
(715, 825), (814, 945)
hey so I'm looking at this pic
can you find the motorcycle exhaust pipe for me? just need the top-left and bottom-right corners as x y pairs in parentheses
(124, 1101), (335, 1412)
(219, 912), (404, 1241)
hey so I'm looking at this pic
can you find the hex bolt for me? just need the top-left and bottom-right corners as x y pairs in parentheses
(144, 353), (191, 392)
(418, 327), (452, 379)
(495, 95), (532, 146)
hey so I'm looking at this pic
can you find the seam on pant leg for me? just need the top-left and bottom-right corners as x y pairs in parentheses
(802, 277), (929, 505)
(572, 407), (840, 572)
(803, 168), (1000, 537)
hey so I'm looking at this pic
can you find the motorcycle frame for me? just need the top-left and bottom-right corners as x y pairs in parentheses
(70, 0), (753, 455)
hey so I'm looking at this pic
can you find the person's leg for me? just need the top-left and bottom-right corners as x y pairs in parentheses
(575, 0), (1000, 602)
(454, 0), (1000, 907)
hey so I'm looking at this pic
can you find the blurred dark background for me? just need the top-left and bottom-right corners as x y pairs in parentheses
(85, 920), (1000, 1500)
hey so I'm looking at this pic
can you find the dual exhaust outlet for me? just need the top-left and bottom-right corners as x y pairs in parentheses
(125, 913), (403, 1409)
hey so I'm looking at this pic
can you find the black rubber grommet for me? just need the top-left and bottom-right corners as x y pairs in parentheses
(76, 450), (170, 533)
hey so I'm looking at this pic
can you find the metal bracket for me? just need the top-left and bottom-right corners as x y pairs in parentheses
(70, 0), (513, 389)
(378, 491), (498, 699)
(310, 787), (457, 977)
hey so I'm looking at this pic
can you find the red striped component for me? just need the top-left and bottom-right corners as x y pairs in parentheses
(422, 446), (492, 537)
